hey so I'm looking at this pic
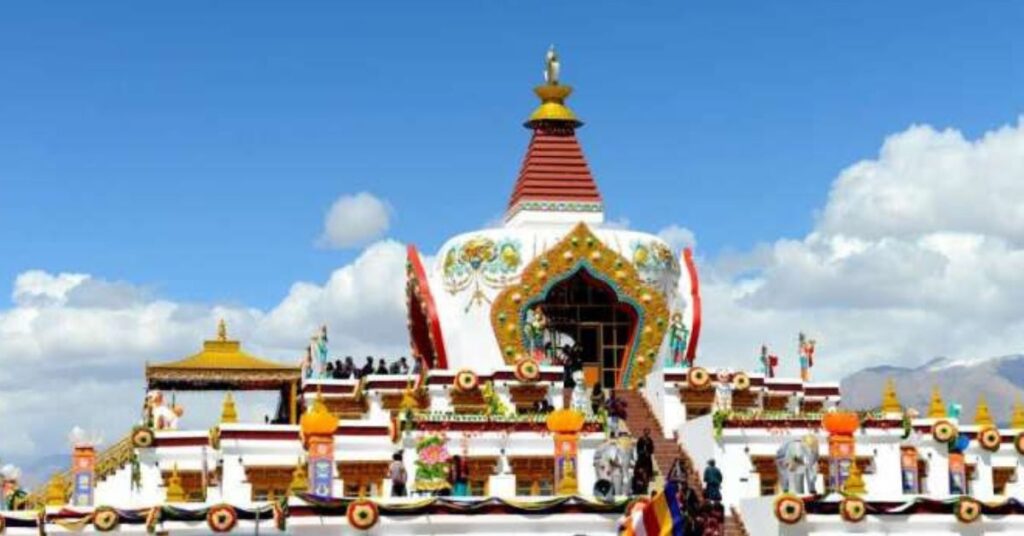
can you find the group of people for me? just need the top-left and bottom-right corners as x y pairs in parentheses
(321, 356), (415, 380)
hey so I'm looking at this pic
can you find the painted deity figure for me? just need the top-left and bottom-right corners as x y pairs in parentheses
(798, 332), (816, 382)
(570, 370), (589, 414)
(312, 325), (329, 379)
(301, 346), (314, 380)
(713, 371), (733, 412)
(760, 345), (779, 378)
(668, 312), (690, 367)
(524, 307), (547, 360)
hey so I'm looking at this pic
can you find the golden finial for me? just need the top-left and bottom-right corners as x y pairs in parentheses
(843, 462), (866, 497)
(289, 458), (308, 496)
(1011, 397), (1024, 430)
(165, 464), (187, 503)
(881, 378), (902, 414)
(217, 318), (228, 341)
(527, 46), (580, 126)
(45, 474), (69, 506)
(927, 386), (947, 419)
(220, 392), (238, 424)
(974, 394), (995, 427)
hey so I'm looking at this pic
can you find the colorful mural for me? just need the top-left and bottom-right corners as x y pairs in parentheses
(631, 240), (680, 285)
(442, 236), (522, 311)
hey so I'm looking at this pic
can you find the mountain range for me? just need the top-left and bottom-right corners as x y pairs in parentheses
(840, 354), (1024, 424)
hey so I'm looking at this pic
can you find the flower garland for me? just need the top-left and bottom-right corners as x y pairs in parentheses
(932, 420), (957, 443)
(840, 497), (866, 523)
(131, 426), (155, 449)
(774, 494), (804, 525)
(92, 507), (119, 532)
(453, 369), (479, 392)
(206, 504), (238, 533)
(955, 497), (982, 524)
(347, 499), (380, 530)
(687, 367), (711, 389)
(978, 426), (1002, 452)
(515, 358), (541, 383)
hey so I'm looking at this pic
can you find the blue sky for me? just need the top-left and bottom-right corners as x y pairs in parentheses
(1, 1), (1021, 308)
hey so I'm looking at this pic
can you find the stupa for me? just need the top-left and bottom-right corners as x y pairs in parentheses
(406, 46), (701, 390)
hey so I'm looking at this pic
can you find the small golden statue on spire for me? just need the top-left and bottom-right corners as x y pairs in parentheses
(544, 45), (560, 85)
(217, 318), (228, 341)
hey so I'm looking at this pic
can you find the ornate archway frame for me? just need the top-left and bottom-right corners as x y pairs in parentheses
(489, 223), (669, 388)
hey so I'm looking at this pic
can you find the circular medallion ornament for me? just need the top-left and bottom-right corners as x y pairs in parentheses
(687, 367), (711, 390)
(932, 420), (957, 444)
(207, 504), (238, 533)
(453, 369), (479, 392)
(978, 426), (1002, 452)
(514, 358), (541, 383)
(955, 497), (982, 524)
(1015, 431), (1024, 456)
(732, 372), (751, 391)
(93, 506), (119, 532)
(347, 499), (380, 531)
(774, 494), (805, 525)
(131, 426), (155, 449)
(840, 497), (867, 523)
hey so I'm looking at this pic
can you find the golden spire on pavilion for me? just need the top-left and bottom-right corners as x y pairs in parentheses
(927, 386), (947, 419)
(974, 394), (995, 427)
(220, 392), (238, 424)
(1011, 397), (1024, 429)
(217, 318), (228, 341)
(881, 379), (902, 414)
(526, 45), (581, 126)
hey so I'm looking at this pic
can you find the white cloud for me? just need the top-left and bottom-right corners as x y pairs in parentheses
(317, 192), (392, 249)
(657, 224), (697, 252)
(0, 240), (410, 464)
(695, 117), (1024, 380)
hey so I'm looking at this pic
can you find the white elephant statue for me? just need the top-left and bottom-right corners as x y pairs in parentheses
(775, 435), (820, 494)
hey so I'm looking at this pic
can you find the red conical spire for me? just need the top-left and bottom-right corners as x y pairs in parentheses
(505, 47), (604, 226)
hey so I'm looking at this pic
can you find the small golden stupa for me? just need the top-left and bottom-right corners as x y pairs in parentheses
(45, 474), (69, 506)
(843, 462), (867, 497)
(220, 392), (238, 424)
(288, 459), (308, 496)
(974, 395), (995, 427)
(165, 464), (187, 503)
(881, 379), (902, 414)
(927, 386), (947, 419)
(1011, 398), (1024, 430)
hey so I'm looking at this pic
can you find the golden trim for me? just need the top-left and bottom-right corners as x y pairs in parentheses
(489, 223), (669, 387)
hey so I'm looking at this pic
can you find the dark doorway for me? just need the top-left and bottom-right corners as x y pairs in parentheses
(533, 270), (638, 388)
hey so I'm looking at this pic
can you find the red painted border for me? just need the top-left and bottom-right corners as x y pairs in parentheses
(682, 248), (702, 366)
(407, 245), (449, 370)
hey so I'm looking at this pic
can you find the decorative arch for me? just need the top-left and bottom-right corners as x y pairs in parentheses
(406, 245), (448, 370)
(490, 223), (669, 387)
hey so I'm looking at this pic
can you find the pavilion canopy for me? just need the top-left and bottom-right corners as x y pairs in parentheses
(146, 322), (301, 392)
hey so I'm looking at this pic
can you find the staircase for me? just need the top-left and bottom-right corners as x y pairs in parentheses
(724, 507), (750, 536)
(613, 389), (703, 500)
